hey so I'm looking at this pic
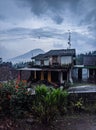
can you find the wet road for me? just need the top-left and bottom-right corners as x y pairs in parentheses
(68, 85), (96, 93)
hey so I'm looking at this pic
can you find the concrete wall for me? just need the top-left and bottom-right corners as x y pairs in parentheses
(44, 59), (49, 66)
(72, 68), (78, 80)
(35, 60), (41, 65)
(72, 67), (89, 82)
(82, 68), (89, 81)
(61, 56), (72, 65)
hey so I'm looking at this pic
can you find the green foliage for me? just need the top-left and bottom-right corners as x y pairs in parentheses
(0, 81), (15, 115)
(75, 98), (83, 109)
(68, 97), (84, 113)
(10, 87), (27, 118)
(32, 85), (68, 124)
(0, 80), (33, 118)
(0, 81), (68, 123)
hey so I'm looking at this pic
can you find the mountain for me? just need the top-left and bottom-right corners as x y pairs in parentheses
(7, 49), (44, 64)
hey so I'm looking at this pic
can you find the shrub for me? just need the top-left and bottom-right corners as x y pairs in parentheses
(0, 81), (15, 115)
(0, 80), (33, 118)
(0, 81), (69, 121)
(32, 85), (68, 124)
(10, 80), (33, 118)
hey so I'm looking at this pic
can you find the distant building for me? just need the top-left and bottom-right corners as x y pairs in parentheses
(72, 55), (96, 83)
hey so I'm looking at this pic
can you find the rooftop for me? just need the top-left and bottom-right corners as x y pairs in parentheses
(32, 49), (76, 60)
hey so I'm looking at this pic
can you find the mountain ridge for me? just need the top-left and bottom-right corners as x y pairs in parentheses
(7, 48), (44, 64)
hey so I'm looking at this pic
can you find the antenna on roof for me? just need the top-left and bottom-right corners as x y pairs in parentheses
(68, 30), (71, 49)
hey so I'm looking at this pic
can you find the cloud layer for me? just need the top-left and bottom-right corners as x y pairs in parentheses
(0, 0), (96, 60)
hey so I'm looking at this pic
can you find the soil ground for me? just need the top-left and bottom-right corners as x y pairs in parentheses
(0, 114), (96, 130)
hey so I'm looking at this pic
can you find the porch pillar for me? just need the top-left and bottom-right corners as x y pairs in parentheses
(48, 71), (51, 82)
(59, 71), (64, 84)
(68, 68), (73, 84)
(18, 70), (21, 80)
(34, 71), (36, 79)
(41, 71), (44, 80)
(87, 69), (89, 79)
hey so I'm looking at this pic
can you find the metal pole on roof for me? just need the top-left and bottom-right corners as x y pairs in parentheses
(68, 30), (71, 49)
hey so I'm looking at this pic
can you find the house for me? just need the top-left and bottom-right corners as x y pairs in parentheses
(18, 49), (76, 86)
(72, 55), (96, 83)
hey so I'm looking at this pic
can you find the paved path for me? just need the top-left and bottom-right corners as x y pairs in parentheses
(68, 85), (96, 93)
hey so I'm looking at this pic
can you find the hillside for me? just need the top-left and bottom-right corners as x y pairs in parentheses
(7, 49), (44, 64)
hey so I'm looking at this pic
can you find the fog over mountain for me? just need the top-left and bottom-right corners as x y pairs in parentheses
(7, 49), (44, 64)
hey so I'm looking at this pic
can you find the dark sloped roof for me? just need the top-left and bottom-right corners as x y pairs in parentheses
(44, 49), (75, 56)
(32, 54), (45, 60)
(83, 55), (96, 66)
(32, 49), (76, 60)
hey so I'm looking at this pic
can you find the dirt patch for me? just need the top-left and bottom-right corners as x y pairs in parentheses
(53, 114), (96, 130)
(0, 114), (96, 130)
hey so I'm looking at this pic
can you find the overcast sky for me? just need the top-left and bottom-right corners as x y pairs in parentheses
(0, 0), (96, 60)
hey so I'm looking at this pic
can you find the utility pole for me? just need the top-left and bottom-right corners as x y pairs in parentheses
(68, 30), (71, 49)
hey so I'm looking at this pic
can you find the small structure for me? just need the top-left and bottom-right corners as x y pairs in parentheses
(72, 55), (96, 83)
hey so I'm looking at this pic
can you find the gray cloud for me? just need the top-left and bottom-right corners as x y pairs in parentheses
(1, 0), (96, 26)
(15, 0), (81, 24)
(0, 27), (31, 42)
(0, 44), (15, 60)
(0, 14), (6, 21)
(71, 31), (96, 48)
(53, 43), (64, 48)
(0, 0), (96, 59)
(52, 15), (64, 24)
(0, 27), (65, 42)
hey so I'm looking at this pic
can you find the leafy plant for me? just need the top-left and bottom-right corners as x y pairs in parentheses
(0, 80), (33, 118)
(10, 80), (32, 118)
(32, 85), (68, 124)
(69, 98), (84, 113)
(0, 81), (15, 115)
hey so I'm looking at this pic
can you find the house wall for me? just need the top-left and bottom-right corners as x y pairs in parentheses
(49, 56), (61, 66)
(44, 59), (49, 66)
(82, 68), (89, 81)
(49, 57), (52, 65)
(35, 60), (41, 65)
(58, 56), (61, 64)
(35, 56), (73, 66)
(59, 72), (64, 84)
(72, 67), (89, 82)
(72, 68), (78, 80)
(61, 56), (72, 65)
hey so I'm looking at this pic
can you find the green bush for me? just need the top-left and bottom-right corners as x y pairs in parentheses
(0, 81), (69, 122)
(0, 80), (33, 118)
(10, 80), (33, 118)
(32, 85), (68, 124)
(0, 81), (15, 115)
